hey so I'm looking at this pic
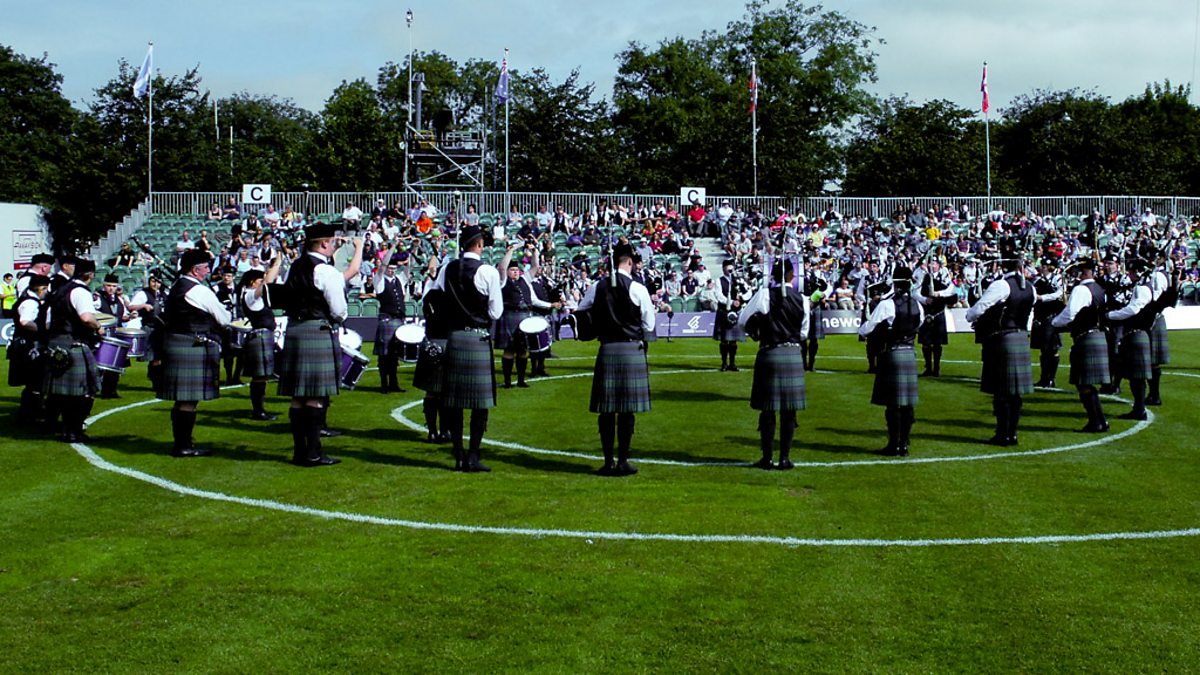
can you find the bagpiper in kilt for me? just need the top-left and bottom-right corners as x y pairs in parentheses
(413, 287), (450, 442)
(713, 263), (746, 372)
(916, 259), (955, 377)
(279, 225), (362, 467)
(42, 260), (102, 443)
(372, 251), (408, 394)
(1031, 261), (1065, 387)
(126, 273), (168, 389)
(966, 268), (1035, 446)
(1105, 258), (1156, 421)
(578, 243), (656, 476)
(95, 273), (128, 399)
(7, 274), (51, 425)
(800, 268), (827, 372)
(859, 266), (923, 457)
(239, 254), (282, 421)
(434, 225), (504, 472)
(528, 269), (558, 377)
(1097, 254), (1128, 396)
(1051, 259), (1111, 433)
(1145, 266), (1175, 406)
(738, 256), (809, 470)
(213, 269), (243, 386)
(159, 250), (232, 457)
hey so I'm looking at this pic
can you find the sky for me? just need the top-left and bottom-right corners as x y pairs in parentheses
(3, 0), (1198, 115)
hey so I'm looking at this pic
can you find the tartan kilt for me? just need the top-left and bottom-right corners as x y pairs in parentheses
(277, 319), (341, 398)
(918, 312), (948, 345)
(374, 317), (404, 357)
(589, 341), (651, 414)
(493, 310), (529, 351)
(440, 330), (496, 409)
(1118, 329), (1153, 380)
(1150, 314), (1170, 366)
(1029, 318), (1062, 352)
(43, 336), (99, 398)
(158, 333), (221, 401)
(412, 338), (447, 395)
(712, 310), (747, 342)
(1069, 330), (1111, 387)
(980, 331), (1034, 396)
(871, 345), (919, 407)
(808, 305), (825, 340)
(241, 329), (277, 379)
(6, 337), (41, 388)
(750, 344), (806, 411)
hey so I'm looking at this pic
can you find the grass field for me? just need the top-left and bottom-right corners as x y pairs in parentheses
(2, 331), (1199, 671)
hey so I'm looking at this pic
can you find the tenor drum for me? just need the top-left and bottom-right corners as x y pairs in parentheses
(519, 316), (552, 353)
(229, 319), (252, 349)
(116, 327), (149, 359)
(394, 323), (426, 363)
(94, 336), (132, 373)
(339, 347), (371, 389)
(94, 312), (118, 329)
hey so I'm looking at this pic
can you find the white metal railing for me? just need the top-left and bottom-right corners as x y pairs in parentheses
(148, 192), (1200, 220)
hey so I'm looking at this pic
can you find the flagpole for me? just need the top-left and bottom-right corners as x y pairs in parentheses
(983, 61), (991, 208)
(751, 58), (758, 199)
(147, 41), (154, 200)
(504, 47), (510, 201)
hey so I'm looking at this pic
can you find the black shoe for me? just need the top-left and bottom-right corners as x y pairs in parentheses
(1099, 384), (1119, 395)
(226, 378), (243, 386)
(751, 457), (774, 470)
(985, 435), (1010, 446)
(1118, 410), (1148, 421)
(615, 460), (638, 476)
(1145, 397), (1162, 406)
(776, 458), (795, 471)
(719, 365), (728, 372)
(502, 383), (513, 389)
(466, 460), (492, 473)
(100, 392), (120, 400)
(1079, 422), (1111, 433)
(596, 462), (616, 476)
(437, 431), (453, 443)
(320, 428), (344, 438)
(1007, 436), (1019, 446)
(172, 447), (212, 457)
(425, 432), (439, 443)
(250, 411), (278, 421)
(728, 365), (740, 372)
(895, 445), (910, 457)
(293, 455), (340, 467)
(516, 382), (530, 388)
(920, 368), (934, 377)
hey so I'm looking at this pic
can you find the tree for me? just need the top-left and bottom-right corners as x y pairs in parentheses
(0, 45), (76, 206)
(313, 78), (395, 191)
(218, 93), (319, 190)
(996, 89), (1120, 195)
(843, 97), (988, 196)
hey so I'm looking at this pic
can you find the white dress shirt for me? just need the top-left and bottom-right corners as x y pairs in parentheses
(964, 272), (1036, 330)
(858, 293), (925, 338)
(432, 251), (504, 321)
(1107, 283), (1151, 322)
(738, 286), (810, 340)
(577, 269), (656, 334)
(309, 252), (348, 322)
(1052, 279), (1098, 329)
(180, 276), (232, 327)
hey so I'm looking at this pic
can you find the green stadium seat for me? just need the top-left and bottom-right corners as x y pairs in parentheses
(347, 301), (362, 317)
(361, 300), (380, 317)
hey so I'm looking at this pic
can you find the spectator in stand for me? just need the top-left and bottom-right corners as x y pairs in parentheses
(176, 231), (196, 256)
(698, 279), (720, 311)
(262, 204), (281, 228)
(343, 201), (365, 231)
(463, 203), (480, 227)
(113, 243), (138, 269)
(506, 204), (523, 229)
(222, 197), (241, 220)
(535, 204), (553, 231)
(681, 269), (699, 299)
(207, 202), (222, 220)
(687, 201), (707, 237)
(368, 199), (387, 221)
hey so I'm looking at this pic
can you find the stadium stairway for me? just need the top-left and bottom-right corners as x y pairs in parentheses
(692, 235), (728, 268)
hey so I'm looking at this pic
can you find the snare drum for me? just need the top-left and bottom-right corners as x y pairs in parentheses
(339, 326), (364, 352)
(115, 327), (149, 359)
(339, 347), (371, 389)
(94, 336), (132, 373)
(519, 316), (552, 353)
(394, 323), (426, 363)
(229, 319), (252, 349)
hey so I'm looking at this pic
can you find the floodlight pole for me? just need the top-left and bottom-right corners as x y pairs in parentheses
(404, 9), (414, 196)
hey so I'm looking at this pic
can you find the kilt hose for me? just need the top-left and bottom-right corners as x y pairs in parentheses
(871, 345), (919, 407)
(493, 310), (529, 351)
(6, 337), (40, 387)
(712, 311), (747, 342)
(374, 317), (404, 357)
(412, 338), (447, 395)
(590, 341), (652, 414)
(277, 319), (341, 399)
(440, 330), (496, 410)
(809, 306), (825, 340)
(1118, 329), (1153, 380)
(43, 335), (100, 398)
(750, 344), (806, 411)
(918, 312), (948, 346)
(1068, 330), (1111, 387)
(157, 333), (221, 402)
(980, 331), (1035, 396)
(1150, 314), (1170, 366)
(241, 329), (277, 379)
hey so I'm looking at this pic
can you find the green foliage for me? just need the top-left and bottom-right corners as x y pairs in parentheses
(844, 97), (989, 196)
(219, 93), (318, 190)
(313, 79), (395, 191)
(0, 46), (76, 207)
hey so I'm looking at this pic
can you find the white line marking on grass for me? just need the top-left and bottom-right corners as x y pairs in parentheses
(67, 442), (1200, 548)
(391, 371), (1152, 468)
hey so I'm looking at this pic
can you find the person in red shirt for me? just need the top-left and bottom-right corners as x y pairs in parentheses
(687, 202), (707, 237)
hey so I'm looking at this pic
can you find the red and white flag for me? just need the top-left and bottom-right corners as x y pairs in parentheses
(750, 60), (758, 114)
(980, 63), (989, 114)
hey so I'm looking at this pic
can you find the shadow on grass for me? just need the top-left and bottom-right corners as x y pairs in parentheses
(653, 388), (745, 403)
(91, 433), (289, 463)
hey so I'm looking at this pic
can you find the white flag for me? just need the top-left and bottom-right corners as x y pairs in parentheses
(133, 44), (153, 99)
